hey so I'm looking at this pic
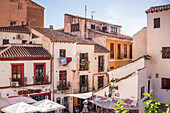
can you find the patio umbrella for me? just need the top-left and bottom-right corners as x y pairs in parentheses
(0, 98), (10, 108)
(33, 99), (65, 112)
(7, 97), (37, 104)
(1, 102), (40, 113)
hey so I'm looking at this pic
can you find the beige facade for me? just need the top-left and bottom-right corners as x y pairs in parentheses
(31, 27), (110, 112)
(64, 14), (132, 70)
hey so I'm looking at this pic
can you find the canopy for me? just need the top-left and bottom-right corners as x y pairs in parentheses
(0, 97), (37, 109)
(1, 102), (40, 113)
(68, 92), (93, 99)
(0, 98), (10, 108)
(33, 99), (65, 112)
(8, 97), (37, 104)
(90, 95), (138, 110)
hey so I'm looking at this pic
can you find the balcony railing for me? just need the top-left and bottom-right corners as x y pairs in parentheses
(57, 81), (71, 91)
(33, 76), (50, 85)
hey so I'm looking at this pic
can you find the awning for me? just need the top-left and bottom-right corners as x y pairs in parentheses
(68, 92), (93, 99)
(89, 95), (138, 110)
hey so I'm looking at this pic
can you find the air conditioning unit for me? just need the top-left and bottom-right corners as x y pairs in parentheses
(11, 81), (19, 87)
(16, 34), (23, 40)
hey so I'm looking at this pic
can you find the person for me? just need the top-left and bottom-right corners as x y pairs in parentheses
(76, 108), (79, 113)
(97, 107), (101, 113)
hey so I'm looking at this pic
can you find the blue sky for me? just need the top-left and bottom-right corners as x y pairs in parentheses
(33, 0), (170, 36)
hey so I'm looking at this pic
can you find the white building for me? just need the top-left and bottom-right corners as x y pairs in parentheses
(0, 26), (31, 45)
(0, 44), (51, 100)
(30, 27), (110, 112)
(134, 4), (170, 105)
(94, 4), (170, 113)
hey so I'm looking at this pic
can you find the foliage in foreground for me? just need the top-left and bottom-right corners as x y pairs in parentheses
(142, 90), (170, 113)
(113, 100), (129, 113)
(113, 90), (170, 113)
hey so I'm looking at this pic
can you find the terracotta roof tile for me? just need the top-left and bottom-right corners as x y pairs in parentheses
(88, 29), (132, 41)
(94, 44), (110, 53)
(0, 26), (30, 34)
(32, 27), (95, 45)
(0, 45), (51, 59)
(146, 4), (170, 13)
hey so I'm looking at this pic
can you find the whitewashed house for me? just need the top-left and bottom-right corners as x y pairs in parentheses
(0, 44), (51, 100)
(100, 4), (170, 113)
(0, 26), (31, 45)
(133, 4), (170, 106)
(30, 27), (110, 112)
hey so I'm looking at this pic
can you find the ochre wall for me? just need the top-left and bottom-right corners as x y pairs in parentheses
(106, 39), (132, 70)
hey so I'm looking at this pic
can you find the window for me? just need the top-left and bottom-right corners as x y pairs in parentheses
(162, 78), (170, 89)
(71, 23), (79, 32)
(58, 71), (67, 90)
(34, 63), (46, 85)
(124, 44), (127, 58)
(60, 49), (66, 57)
(110, 27), (117, 33)
(148, 80), (150, 93)
(91, 24), (95, 29)
(130, 45), (132, 59)
(154, 18), (160, 28)
(79, 53), (89, 71)
(3, 39), (9, 45)
(11, 64), (24, 87)
(102, 26), (107, 31)
(110, 43), (114, 58)
(141, 86), (145, 99)
(117, 44), (121, 59)
(98, 56), (104, 72)
(22, 40), (27, 44)
(162, 47), (170, 58)
(110, 67), (114, 70)
(10, 21), (16, 26)
(98, 76), (104, 89)
(80, 75), (88, 92)
(18, 4), (22, 10)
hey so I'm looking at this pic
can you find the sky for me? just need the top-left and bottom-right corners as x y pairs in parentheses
(33, 0), (170, 36)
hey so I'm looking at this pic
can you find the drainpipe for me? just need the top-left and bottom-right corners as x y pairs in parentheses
(50, 42), (54, 101)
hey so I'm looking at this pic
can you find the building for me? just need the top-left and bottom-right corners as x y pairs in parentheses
(0, 0), (44, 27)
(30, 27), (110, 112)
(134, 4), (170, 106)
(0, 26), (31, 45)
(64, 14), (132, 70)
(0, 44), (51, 101)
(102, 4), (170, 113)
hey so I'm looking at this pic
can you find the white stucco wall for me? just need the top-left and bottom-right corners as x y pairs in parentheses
(133, 28), (147, 60)
(0, 60), (51, 98)
(0, 32), (30, 45)
(147, 10), (170, 104)
(109, 57), (145, 80)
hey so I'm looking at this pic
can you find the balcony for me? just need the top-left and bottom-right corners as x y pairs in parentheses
(33, 76), (50, 85)
(57, 81), (70, 91)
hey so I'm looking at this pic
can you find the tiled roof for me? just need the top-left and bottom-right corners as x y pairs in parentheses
(0, 26), (30, 34)
(65, 14), (122, 27)
(32, 27), (95, 45)
(88, 29), (133, 41)
(0, 45), (51, 59)
(146, 4), (170, 13)
(94, 44), (110, 53)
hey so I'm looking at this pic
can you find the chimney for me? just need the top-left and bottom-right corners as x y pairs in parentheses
(49, 25), (53, 29)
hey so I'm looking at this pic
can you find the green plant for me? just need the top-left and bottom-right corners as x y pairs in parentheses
(142, 90), (162, 113)
(113, 100), (129, 113)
